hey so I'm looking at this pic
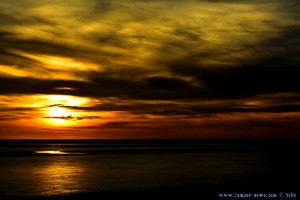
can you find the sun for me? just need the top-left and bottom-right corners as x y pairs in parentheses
(47, 106), (73, 125)
(42, 95), (89, 126)
(49, 107), (70, 117)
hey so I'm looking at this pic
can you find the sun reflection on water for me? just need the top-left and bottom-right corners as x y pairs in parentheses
(35, 151), (68, 155)
(34, 157), (85, 196)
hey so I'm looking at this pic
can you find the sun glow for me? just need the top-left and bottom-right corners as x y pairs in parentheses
(42, 95), (90, 126)
(46, 106), (73, 125)
(48, 107), (70, 117)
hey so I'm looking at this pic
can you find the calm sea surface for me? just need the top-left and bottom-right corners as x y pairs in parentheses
(0, 140), (298, 199)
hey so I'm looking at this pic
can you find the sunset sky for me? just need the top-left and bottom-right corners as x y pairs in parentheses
(0, 0), (299, 139)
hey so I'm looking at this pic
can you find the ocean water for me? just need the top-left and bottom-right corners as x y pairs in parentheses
(0, 140), (298, 199)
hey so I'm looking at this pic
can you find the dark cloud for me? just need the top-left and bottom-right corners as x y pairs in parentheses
(191, 104), (300, 114)
(73, 121), (149, 130)
(94, 121), (184, 130)
(0, 38), (93, 64)
(48, 100), (300, 116)
(147, 77), (190, 90)
(0, 77), (75, 95)
(197, 66), (300, 98)
(0, 75), (207, 100)
(199, 117), (300, 130)
(166, 64), (300, 100)
(0, 115), (27, 121)
(250, 26), (300, 68)
(100, 121), (133, 128)
(0, 109), (37, 121)
(43, 115), (101, 121)
(0, 107), (37, 112)
(50, 102), (181, 112)
(88, 75), (198, 100)
(167, 23), (300, 98)
(139, 104), (300, 117)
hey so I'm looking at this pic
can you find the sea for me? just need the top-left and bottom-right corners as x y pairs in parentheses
(0, 140), (298, 199)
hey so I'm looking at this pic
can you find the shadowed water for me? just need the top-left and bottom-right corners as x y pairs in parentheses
(0, 140), (298, 199)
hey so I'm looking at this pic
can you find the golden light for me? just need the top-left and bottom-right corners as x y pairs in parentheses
(0, 94), (105, 129)
(35, 150), (87, 155)
(19, 52), (100, 72)
(0, 65), (32, 77)
(47, 106), (73, 125)
(48, 107), (70, 116)
(47, 95), (88, 106)
(3, 50), (102, 81)
(42, 95), (90, 126)
(33, 158), (85, 196)
(35, 151), (68, 155)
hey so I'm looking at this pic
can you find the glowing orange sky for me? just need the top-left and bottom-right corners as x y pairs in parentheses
(0, 0), (299, 139)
